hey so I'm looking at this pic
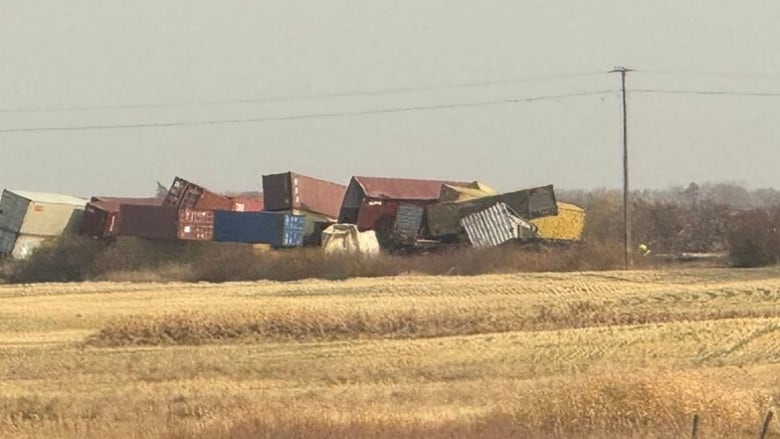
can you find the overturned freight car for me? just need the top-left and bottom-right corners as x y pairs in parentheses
(338, 176), (469, 245)
(426, 185), (558, 239)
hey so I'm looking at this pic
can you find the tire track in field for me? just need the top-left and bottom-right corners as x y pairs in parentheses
(695, 322), (780, 365)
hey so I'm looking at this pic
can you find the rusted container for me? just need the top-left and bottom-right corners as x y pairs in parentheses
(81, 197), (161, 238)
(339, 176), (467, 231)
(117, 205), (178, 240)
(262, 172), (346, 219)
(177, 209), (214, 241)
(426, 185), (558, 237)
(163, 177), (233, 211)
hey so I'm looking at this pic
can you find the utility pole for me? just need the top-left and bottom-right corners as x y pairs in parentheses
(610, 66), (632, 269)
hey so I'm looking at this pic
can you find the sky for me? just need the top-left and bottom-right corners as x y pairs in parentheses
(2, 1), (780, 197)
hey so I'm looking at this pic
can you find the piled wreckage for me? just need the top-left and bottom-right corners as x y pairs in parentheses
(0, 172), (585, 259)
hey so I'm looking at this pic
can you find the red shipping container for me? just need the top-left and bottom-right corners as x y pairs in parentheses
(229, 196), (264, 212)
(117, 205), (178, 240)
(177, 209), (214, 241)
(262, 172), (345, 219)
(163, 177), (233, 211)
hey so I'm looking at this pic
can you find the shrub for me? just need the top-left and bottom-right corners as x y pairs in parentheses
(6, 235), (105, 283)
(727, 207), (780, 267)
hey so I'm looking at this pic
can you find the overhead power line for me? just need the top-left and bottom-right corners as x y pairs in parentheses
(0, 89), (615, 134)
(0, 71), (606, 114)
(633, 69), (780, 81)
(632, 88), (780, 97)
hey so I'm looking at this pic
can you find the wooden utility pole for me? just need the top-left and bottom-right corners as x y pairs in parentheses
(610, 66), (632, 269)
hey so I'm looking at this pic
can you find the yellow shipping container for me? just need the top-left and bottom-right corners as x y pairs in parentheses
(530, 202), (585, 241)
(438, 182), (496, 202)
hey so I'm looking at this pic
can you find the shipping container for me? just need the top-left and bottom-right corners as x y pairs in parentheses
(339, 176), (467, 231)
(11, 235), (48, 259)
(460, 202), (536, 248)
(213, 211), (305, 247)
(81, 197), (161, 238)
(0, 190), (86, 238)
(178, 209), (214, 241)
(0, 229), (18, 255)
(392, 203), (425, 244)
(262, 172), (346, 218)
(438, 182), (496, 202)
(117, 205), (178, 240)
(427, 185), (558, 237)
(229, 196), (264, 212)
(163, 177), (233, 211)
(275, 209), (335, 246)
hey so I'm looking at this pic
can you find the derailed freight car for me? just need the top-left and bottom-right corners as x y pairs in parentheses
(338, 176), (469, 245)
(81, 197), (161, 239)
(426, 185), (558, 238)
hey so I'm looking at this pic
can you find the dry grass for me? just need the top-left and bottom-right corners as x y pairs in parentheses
(2, 268), (780, 438)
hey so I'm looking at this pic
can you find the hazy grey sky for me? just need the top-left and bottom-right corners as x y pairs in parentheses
(2, 1), (780, 196)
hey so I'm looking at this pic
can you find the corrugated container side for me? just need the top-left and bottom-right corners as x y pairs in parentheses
(261, 172), (293, 212)
(230, 197), (264, 212)
(460, 203), (521, 248)
(392, 203), (425, 243)
(0, 229), (18, 255)
(0, 190), (31, 233)
(291, 173), (345, 218)
(164, 177), (232, 211)
(162, 177), (192, 207)
(213, 211), (305, 247)
(193, 190), (233, 211)
(177, 209), (214, 241)
(355, 200), (404, 232)
(117, 205), (178, 240)
(85, 198), (162, 238)
(11, 235), (48, 259)
(19, 202), (85, 236)
(283, 209), (334, 246)
(282, 214), (306, 247)
(262, 172), (345, 218)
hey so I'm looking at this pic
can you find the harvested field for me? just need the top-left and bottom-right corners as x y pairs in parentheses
(1, 268), (780, 438)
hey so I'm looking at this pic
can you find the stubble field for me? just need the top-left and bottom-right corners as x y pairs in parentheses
(1, 268), (780, 438)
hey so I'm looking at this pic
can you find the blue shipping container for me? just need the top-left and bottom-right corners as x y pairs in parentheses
(213, 211), (305, 247)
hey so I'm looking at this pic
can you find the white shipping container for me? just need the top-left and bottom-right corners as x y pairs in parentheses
(0, 190), (86, 236)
